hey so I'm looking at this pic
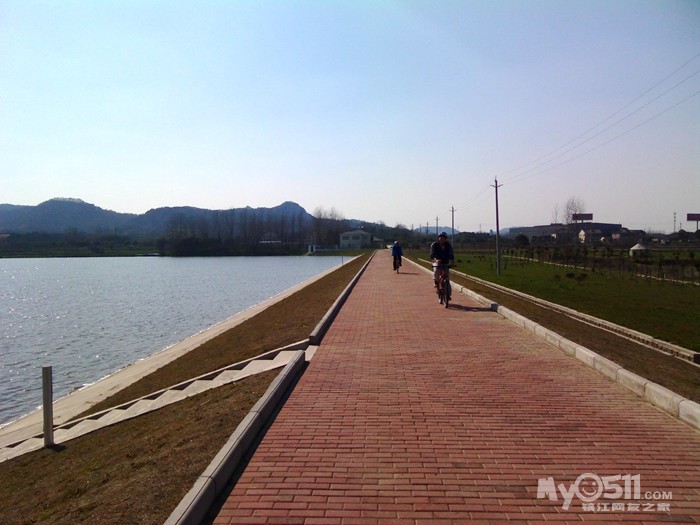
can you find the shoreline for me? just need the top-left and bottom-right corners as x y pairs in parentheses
(0, 258), (353, 448)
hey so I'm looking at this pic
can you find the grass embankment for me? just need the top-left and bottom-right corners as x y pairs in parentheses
(456, 252), (700, 351)
(410, 252), (699, 402)
(0, 254), (369, 525)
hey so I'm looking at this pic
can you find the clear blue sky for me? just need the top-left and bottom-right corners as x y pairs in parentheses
(1, 0), (698, 233)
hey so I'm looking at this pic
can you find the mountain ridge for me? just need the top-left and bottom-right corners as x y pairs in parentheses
(0, 198), (315, 236)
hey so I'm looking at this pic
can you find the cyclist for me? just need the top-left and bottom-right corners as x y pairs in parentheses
(391, 241), (403, 271)
(430, 232), (454, 292)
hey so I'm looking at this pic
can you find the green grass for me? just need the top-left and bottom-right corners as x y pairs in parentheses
(413, 250), (700, 351)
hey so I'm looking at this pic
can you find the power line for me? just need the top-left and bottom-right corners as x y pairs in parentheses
(506, 88), (700, 185)
(502, 68), (700, 184)
(497, 51), (700, 183)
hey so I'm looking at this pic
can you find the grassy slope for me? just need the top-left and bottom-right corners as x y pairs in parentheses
(453, 252), (700, 351)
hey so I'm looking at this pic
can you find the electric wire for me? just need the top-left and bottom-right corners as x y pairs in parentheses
(506, 87), (700, 185)
(502, 68), (700, 185)
(497, 51), (700, 183)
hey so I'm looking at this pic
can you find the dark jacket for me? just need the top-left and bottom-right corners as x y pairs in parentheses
(391, 244), (403, 257)
(430, 240), (454, 263)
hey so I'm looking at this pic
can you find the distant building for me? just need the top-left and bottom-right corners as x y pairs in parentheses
(612, 228), (646, 245)
(510, 222), (622, 245)
(508, 224), (565, 239)
(578, 228), (603, 244)
(629, 242), (650, 258)
(340, 230), (373, 249)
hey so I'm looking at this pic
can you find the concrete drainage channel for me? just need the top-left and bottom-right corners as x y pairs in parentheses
(409, 258), (700, 432)
(164, 252), (374, 525)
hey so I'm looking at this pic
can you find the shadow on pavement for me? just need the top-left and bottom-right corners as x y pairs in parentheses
(448, 304), (493, 312)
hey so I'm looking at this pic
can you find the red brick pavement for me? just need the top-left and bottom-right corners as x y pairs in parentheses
(214, 251), (700, 524)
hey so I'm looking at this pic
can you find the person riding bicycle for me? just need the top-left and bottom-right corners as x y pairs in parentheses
(391, 241), (403, 270)
(430, 232), (454, 289)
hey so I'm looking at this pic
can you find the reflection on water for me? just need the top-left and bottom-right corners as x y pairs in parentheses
(0, 256), (343, 425)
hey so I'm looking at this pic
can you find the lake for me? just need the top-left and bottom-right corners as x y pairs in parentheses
(0, 256), (345, 426)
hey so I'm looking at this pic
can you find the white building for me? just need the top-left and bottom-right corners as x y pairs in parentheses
(340, 230), (373, 249)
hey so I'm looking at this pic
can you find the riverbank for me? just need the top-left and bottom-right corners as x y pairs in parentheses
(0, 253), (369, 525)
(0, 256), (359, 447)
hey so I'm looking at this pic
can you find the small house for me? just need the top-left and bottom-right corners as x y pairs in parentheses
(340, 230), (373, 249)
(629, 243), (650, 258)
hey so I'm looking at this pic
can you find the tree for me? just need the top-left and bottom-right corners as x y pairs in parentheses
(564, 196), (586, 224)
(551, 204), (560, 224)
(313, 206), (346, 247)
(514, 233), (530, 248)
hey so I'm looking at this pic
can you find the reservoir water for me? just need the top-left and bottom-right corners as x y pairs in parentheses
(0, 256), (344, 426)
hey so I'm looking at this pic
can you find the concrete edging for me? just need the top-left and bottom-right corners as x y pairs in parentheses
(408, 257), (700, 432)
(309, 252), (375, 345)
(493, 300), (699, 430)
(164, 350), (306, 525)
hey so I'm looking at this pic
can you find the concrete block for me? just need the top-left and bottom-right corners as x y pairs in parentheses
(272, 350), (298, 364)
(545, 330), (562, 348)
(534, 324), (550, 340)
(158, 390), (188, 405)
(241, 360), (273, 375)
(202, 412), (261, 489)
(510, 314), (526, 329)
(616, 368), (648, 397)
(644, 382), (684, 417)
(163, 476), (216, 525)
(57, 419), (102, 441)
(679, 400), (700, 431)
(7, 437), (43, 456)
(96, 408), (128, 426)
(574, 346), (597, 368)
(250, 352), (304, 417)
(592, 356), (622, 380)
(558, 339), (578, 357)
(183, 380), (215, 398)
(522, 319), (538, 334)
(306, 346), (318, 361)
(123, 399), (158, 418)
(213, 370), (243, 385)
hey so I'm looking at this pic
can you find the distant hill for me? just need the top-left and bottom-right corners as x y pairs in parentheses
(0, 198), (135, 234)
(0, 198), (315, 237)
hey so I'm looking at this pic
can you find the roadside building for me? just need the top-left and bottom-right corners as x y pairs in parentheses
(340, 230), (373, 249)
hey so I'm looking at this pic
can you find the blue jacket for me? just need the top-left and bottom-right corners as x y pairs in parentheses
(430, 240), (454, 263)
(391, 244), (403, 257)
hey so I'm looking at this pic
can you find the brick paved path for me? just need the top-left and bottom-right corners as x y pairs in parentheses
(214, 251), (700, 524)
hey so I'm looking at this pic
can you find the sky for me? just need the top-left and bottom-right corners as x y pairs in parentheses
(1, 1), (698, 233)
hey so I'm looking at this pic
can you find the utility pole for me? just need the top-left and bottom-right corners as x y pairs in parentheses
(450, 206), (456, 244)
(492, 177), (503, 275)
(435, 216), (439, 235)
(674, 212), (677, 233)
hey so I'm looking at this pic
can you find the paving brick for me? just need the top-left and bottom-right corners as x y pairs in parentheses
(212, 252), (700, 523)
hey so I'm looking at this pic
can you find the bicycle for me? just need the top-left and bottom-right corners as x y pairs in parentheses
(393, 255), (402, 273)
(433, 263), (452, 308)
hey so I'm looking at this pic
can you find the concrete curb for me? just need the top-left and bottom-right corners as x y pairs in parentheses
(310, 252), (375, 345)
(409, 258), (700, 432)
(164, 350), (306, 525)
